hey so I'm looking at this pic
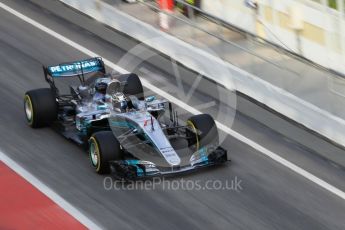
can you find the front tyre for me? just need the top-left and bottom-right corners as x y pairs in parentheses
(186, 114), (219, 150)
(24, 88), (57, 128)
(89, 131), (123, 174)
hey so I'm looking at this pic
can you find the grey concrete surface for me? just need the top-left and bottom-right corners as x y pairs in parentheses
(0, 0), (345, 229)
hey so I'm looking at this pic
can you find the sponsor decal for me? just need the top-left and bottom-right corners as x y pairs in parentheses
(47, 59), (103, 77)
(49, 61), (98, 73)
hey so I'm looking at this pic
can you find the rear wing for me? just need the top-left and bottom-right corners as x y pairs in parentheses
(44, 57), (105, 78)
(43, 57), (106, 95)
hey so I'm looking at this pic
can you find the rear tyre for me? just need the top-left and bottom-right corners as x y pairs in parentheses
(186, 114), (219, 150)
(24, 88), (57, 128)
(119, 73), (144, 100)
(89, 131), (123, 174)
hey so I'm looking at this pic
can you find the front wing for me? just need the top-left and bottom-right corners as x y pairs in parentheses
(109, 146), (228, 179)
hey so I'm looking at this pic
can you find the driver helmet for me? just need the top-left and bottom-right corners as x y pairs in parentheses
(95, 78), (109, 94)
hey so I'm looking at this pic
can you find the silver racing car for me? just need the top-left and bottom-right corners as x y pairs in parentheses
(24, 57), (228, 179)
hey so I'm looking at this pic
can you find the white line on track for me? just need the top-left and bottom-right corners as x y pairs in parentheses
(0, 150), (102, 230)
(0, 1), (344, 207)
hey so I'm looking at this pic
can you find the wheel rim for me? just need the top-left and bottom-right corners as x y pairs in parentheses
(186, 120), (199, 151)
(24, 96), (33, 123)
(90, 141), (99, 167)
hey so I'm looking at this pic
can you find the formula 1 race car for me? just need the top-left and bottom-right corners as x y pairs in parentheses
(24, 57), (228, 179)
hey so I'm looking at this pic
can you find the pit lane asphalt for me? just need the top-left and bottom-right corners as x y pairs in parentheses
(0, 0), (344, 229)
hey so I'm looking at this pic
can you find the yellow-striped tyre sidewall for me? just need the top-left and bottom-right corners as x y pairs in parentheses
(89, 137), (101, 172)
(24, 95), (34, 126)
(186, 120), (199, 151)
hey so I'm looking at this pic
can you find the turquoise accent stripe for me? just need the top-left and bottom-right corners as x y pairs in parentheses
(125, 160), (140, 165)
(109, 121), (134, 129)
(125, 160), (144, 177)
(199, 147), (209, 163)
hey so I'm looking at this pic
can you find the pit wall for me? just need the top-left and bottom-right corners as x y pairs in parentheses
(202, 0), (345, 75)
